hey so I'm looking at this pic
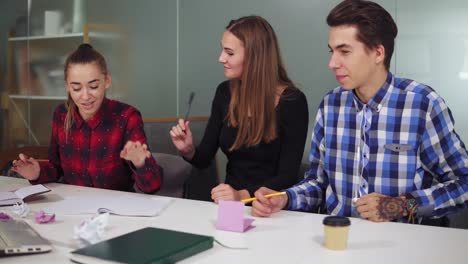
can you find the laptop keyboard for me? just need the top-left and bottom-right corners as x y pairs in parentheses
(0, 219), (49, 247)
(0, 236), (7, 247)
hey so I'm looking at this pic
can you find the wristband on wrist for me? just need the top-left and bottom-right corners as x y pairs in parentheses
(403, 193), (419, 224)
(284, 191), (292, 209)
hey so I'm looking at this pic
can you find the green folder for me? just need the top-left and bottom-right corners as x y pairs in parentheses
(70, 227), (214, 264)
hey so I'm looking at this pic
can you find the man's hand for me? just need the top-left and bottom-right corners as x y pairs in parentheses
(251, 187), (288, 217)
(355, 192), (406, 222)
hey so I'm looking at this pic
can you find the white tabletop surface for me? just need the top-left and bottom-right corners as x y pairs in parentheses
(0, 176), (466, 264)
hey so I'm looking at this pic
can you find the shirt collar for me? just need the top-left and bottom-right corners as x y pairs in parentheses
(73, 97), (108, 130)
(352, 72), (393, 112)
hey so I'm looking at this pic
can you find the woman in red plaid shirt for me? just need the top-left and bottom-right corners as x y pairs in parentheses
(12, 44), (162, 193)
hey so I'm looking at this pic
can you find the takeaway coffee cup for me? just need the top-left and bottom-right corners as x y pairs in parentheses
(323, 216), (351, 250)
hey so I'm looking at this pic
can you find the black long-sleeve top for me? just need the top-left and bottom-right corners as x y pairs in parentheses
(188, 81), (309, 196)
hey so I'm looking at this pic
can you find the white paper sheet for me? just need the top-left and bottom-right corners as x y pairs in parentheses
(44, 196), (172, 217)
(0, 192), (18, 201)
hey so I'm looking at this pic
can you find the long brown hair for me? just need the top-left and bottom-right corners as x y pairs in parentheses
(63, 43), (108, 138)
(226, 15), (294, 151)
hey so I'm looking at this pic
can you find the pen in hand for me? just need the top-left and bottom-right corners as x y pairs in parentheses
(184, 92), (195, 121)
(241, 191), (286, 204)
(182, 92), (195, 133)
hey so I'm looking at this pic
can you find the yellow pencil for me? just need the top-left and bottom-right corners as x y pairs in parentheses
(241, 191), (286, 204)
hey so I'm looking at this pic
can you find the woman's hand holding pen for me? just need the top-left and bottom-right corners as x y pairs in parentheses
(11, 153), (40, 181)
(251, 187), (288, 217)
(169, 119), (195, 160)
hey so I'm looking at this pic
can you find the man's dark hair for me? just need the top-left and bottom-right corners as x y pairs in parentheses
(327, 0), (398, 70)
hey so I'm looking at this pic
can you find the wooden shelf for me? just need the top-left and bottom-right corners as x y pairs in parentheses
(8, 94), (124, 101)
(8, 33), (84, 42)
(9, 94), (67, 100)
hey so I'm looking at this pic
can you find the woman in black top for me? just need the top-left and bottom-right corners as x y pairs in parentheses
(170, 15), (309, 202)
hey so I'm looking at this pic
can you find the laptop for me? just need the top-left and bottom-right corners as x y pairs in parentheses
(0, 219), (52, 257)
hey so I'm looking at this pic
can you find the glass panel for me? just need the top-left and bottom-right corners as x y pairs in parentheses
(395, 0), (468, 143)
(85, 23), (129, 101)
(1, 0), (467, 157)
(85, 0), (177, 118)
(179, 0), (342, 119)
(179, 0), (345, 180)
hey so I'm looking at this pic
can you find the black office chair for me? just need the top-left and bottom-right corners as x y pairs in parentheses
(447, 209), (468, 229)
(143, 117), (219, 201)
(150, 152), (192, 198)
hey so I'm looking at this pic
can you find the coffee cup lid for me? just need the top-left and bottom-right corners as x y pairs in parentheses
(323, 216), (351, 226)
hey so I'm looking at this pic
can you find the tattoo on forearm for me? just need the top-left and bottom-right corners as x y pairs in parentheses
(377, 197), (405, 220)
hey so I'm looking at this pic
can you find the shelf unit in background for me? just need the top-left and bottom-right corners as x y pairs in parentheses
(8, 32), (84, 41)
(4, 23), (128, 148)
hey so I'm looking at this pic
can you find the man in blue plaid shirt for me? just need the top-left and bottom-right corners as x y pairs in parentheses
(252, 0), (468, 224)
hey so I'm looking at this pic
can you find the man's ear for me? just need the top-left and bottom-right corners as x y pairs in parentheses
(375, 44), (385, 65)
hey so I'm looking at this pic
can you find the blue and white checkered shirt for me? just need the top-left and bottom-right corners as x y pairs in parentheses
(287, 72), (468, 218)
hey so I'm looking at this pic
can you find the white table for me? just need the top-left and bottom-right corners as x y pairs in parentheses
(1, 177), (467, 264)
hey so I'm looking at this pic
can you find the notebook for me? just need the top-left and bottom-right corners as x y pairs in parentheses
(70, 227), (214, 264)
(0, 219), (52, 257)
(0, 184), (51, 206)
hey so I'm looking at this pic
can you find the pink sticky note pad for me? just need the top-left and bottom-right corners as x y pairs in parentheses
(216, 201), (255, 232)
